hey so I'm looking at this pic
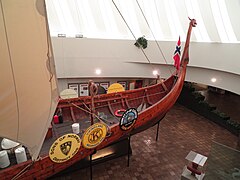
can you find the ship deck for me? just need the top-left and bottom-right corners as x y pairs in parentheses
(39, 112), (121, 156)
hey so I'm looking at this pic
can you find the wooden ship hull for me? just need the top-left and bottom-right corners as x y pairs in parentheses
(0, 72), (184, 180)
(0, 2), (196, 177)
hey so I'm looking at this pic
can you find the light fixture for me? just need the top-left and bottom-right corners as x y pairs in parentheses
(75, 34), (83, 38)
(211, 78), (217, 83)
(153, 70), (158, 76)
(57, 34), (66, 37)
(95, 69), (101, 75)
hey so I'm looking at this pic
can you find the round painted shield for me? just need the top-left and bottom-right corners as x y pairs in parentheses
(119, 108), (138, 130)
(82, 123), (107, 149)
(107, 83), (125, 94)
(49, 133), (81, 163)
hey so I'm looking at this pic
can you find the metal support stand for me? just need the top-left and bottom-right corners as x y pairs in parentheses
(127, 136), (131, 167)
(89, 149), (97, 180)
(89, 154), (92, 180)
(156, 121), (160, 141)
(237, 132), (240, 151)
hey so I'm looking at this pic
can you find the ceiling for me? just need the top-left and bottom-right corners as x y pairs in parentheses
(46, 0), (240, 43)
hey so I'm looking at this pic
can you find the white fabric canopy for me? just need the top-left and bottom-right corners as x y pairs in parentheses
(45, 0), (240, 43)
(0, 0), (58, 160)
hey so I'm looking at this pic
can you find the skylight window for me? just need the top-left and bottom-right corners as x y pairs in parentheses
(76, 1), (96, 37)
(51, 1), (67, 34)
(137, 0), (163, 40)
(218, 0), (237, 42)
(186, 0), (210, 42)
(98, 0), (119, 38)
(45, 0), (239, 42)
(59, 0), (77, 35)
(210, 0), (230, 42)
(163, 0), (178, 39)
(168, 0), (185, 40)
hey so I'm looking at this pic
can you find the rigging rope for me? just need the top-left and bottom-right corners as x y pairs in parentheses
(71, 90), (166, 111)
(71, 102), (103, 122)
(42, 0), (62, 161)
(135, 0), (172, 74)
(112, 0), (154, 70)
(12, 161), (35, 180)
(70, 103), (114, 126)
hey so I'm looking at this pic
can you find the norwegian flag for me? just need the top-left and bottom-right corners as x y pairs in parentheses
(173, 36), (181, 70)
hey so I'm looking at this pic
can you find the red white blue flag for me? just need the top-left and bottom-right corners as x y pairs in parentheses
(173, 36), (181, 70)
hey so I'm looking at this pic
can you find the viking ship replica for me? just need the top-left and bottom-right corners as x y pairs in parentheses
(0, 0), (196, 179)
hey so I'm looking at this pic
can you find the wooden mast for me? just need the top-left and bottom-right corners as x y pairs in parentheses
(88, 80), (98, 125)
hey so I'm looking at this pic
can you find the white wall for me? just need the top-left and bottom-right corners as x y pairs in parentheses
(52, 37), (240, 94)
(185, 67), (240, 95)
(57, 78), (152, 94)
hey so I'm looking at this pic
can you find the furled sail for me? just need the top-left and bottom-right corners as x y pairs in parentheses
(0, 0), (58, 160)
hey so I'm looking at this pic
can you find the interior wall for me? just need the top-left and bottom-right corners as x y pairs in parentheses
(185, 67), (240, 95)
(52, 37), (240, 95)
(57, 78), (151, 94)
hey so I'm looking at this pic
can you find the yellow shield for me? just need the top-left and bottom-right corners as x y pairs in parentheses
(82, 123), (107, 149)
(107, 83), (125, 94)
(49, 133), (81, 163)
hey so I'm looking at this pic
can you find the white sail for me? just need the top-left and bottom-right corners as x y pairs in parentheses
(0, 0), (58, 160)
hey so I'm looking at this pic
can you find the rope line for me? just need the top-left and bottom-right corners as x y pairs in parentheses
(70, 103), (114, 126)
(135, 0), (172, 74)
(12, 161), (35, 180)
(71, 90), (167, 110)
(112, 0), (154, 70)
(40, 0), (62, 161)
(71, 103), (104, 123)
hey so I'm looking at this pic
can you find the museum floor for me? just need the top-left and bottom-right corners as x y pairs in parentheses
(50, 100), (239, 180)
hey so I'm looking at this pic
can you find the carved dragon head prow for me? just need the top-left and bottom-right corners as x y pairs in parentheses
(188, 17), (197, 27)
